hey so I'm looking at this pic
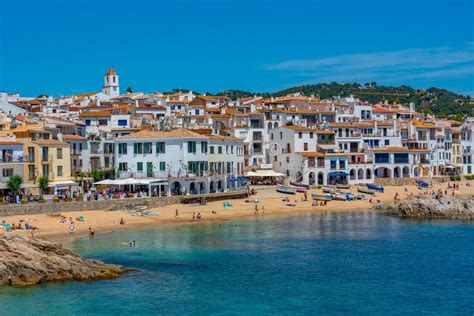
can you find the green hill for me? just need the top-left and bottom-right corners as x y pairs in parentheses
(217, 83), (473, 118)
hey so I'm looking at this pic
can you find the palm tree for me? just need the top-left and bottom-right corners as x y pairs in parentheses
(38, 176), (49, 196)
(90, 168), (103, 182)
(7, 175), (23, 195)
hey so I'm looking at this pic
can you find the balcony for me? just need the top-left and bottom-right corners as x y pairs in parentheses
(252, 134), (263, 141)
(0, 155), (27, 163)
(42, 155), (53, 163)
(71, 150), (82, 155)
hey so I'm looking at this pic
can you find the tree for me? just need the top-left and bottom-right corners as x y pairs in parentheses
(126, 86), (133, 93)
(90, 168), (103, 182)
(7, 175), (23, 194)
(38, 176), (49, 196)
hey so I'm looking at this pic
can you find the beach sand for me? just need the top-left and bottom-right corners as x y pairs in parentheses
(2, 181), (473, 242)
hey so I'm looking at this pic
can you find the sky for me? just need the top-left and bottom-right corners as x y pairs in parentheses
(1, 0), (473, 97)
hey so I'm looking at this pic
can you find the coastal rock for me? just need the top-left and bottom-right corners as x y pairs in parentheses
(0, 235), (130, 287)
(378, 196), (474, 220)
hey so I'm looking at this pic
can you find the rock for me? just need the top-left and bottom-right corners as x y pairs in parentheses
(0, 235), (131, 287)
(378, 196), (474, 220)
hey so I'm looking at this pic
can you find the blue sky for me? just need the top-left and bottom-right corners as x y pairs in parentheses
(1, 0), (473, 96)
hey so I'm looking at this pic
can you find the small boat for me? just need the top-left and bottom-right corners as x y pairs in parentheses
(322, 186), (336, 194)
(311, 193), (332, 201)
(416, 180), (430, 188)
(289, 185), (307, 193)
(276, 185), (296, 195)
(336, 184), (351, 189)
(355, 194), (365, 200)
(290, 181), (310, 189)
(366, 183), (384, 192)
(358, 187), (375, 195)
(332, 193), (347, 201)
(344, 192), (355, 201)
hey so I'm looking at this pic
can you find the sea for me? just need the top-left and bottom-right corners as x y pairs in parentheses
(1, 211), (473, 315)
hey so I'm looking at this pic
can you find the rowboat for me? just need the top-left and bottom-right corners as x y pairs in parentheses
(366, 183), (384, 192)
(311, 193), (332, 201)
(358, 187), (375, 195)
(289, 181), (310, 189)
(276, 185), (296, 195)
(416, 180), (430, 188)
(322, 186), (336, 194)
(332, 193), (347, 201)
(336, 184), (351, 189)
(289, 185), (308, 193)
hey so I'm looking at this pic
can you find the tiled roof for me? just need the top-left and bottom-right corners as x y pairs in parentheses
(118, 128), (206, 140)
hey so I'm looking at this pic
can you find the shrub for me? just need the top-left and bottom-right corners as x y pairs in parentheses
(465, 175), (474, 180)
(450, 176), (461, 181)
(38, 196), (46, 203)
(53, 197), (60, 203)
(21, 198), (28, 204)
(65, 197), (73, 202)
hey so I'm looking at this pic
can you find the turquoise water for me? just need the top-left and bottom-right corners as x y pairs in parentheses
(1, 211), (474, 315)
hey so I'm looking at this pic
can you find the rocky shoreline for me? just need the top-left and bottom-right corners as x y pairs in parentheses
(0, 235), (131, 287)
(377, 196), (474, 220)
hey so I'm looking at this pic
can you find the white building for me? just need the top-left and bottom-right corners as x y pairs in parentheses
(102, 67), (120, 97)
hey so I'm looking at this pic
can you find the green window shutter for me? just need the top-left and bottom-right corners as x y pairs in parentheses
(134, 143), (138, 154)
(160, 161), (166, 171)
(162, 142), (166, 154)
(137, 162), (143, 171)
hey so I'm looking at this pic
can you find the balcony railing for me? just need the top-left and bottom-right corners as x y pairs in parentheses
(252, 134), (263, 141)
(0, 155), (27, 163)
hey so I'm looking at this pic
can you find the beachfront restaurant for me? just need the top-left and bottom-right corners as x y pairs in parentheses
(94, 178), (168, 197)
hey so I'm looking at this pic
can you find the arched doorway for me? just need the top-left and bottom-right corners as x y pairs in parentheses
(393, 167), (401, 178)
(199, 182), (206, 194)
(189, 182), (196, 194)
(317, 172), (324, 185)
(414, 167), (422, 177)
(295, 172), (303, 182)
(349, 169), (356, 181)
(172, 181), (181, 195)
(375, 167), (391, 178)
(357, 169), (364, 180)
(210, 181), (215, 193)
(309, 172), (315, 185)
(217, 180), (223, 191)
(366, 169), (372, 180)
(403, 166), (410, 177)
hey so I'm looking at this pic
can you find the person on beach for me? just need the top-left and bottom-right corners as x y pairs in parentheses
(69, 225), (76, 234)
(175, 209), (179, 219)
(196, 212), (201, 222)
(255, 204), (259, 215)
(192, 212), (196, 221)
(120, 218), (125, 225)
(89, 227), (95, 237)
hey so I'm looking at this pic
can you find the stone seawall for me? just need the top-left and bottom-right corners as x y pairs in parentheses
(0, 191), (248, 216)
(374, 176), (451, 186)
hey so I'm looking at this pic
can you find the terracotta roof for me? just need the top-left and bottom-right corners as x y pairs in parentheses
(297, 151), (324, 157)
(106, 67), (117, 76)
(32, 139), (69, 147)
(118, 128), (206, 140)
(62, 134), (87, 140)
(0, 141), (22, 145)
(207, 135), (241, 141)
(79, 110), (111, 118)
(283, 125), (315, 131)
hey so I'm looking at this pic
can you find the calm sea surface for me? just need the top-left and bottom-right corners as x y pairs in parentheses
(1, 211), (473, 315)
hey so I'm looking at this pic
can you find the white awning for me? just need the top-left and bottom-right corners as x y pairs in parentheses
(49, 180), (79, 188)
(94, 178), (167, 186)
(317, 144), (339, 150)
(245, 170), (285, 177)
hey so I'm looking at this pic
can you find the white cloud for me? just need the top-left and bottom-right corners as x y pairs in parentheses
(263, 43), (474, 85)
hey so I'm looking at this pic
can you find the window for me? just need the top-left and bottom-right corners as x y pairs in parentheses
(159, 161), (166, 171)
(98, 119), (108, 126)
(42, 147), (49, 162)
(147, 162), (153, 177)
(85, 120), (91, 126)
(144, 142), (152, 154)
(156, 142), (165, 154)
(137, 162), (143, 171)
(310, 132), (314, 139)
(28, 147), (35, 162)
(57, 166), (63, 177)
(210, 146), (215, 154)
(384, 140), (390, 146)
(201, 141), (208, 153)
(118, 119), (127, 126)
(298, 132), (303, 139)
(28, 165), (35, 180)
(42, 164), (49, 176)
(188, 141), (197, 153)
(271, 133), (274, 140)
(2, 169), (13, 177)
(280, 132), (283, 139)
(286, 157), (290, 163)
(227, 162), (231, 174)
(118, 162), (128, 171)
(134, 143), (143, 154)
(304, 143), (308, 151)
(218, 146), (222, 154)
(57, 148), (63, 159)
(118, 143), (127, 154)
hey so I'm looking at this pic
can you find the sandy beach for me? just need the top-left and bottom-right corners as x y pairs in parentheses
(2, 181), (473, 242)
